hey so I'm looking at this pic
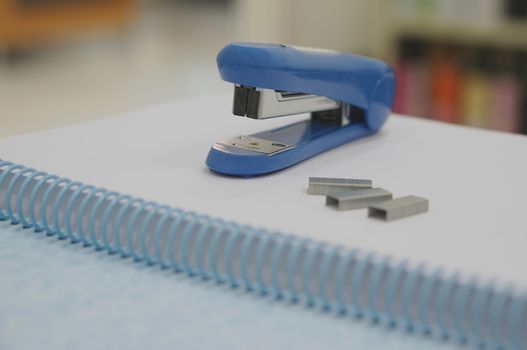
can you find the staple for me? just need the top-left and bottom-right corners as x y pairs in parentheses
(308, 177), (373, 195)
(326, 188), (392, 211)
(368, 195), (429, 221)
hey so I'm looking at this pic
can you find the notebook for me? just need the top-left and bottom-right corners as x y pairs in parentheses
(1, 95), (526, 350)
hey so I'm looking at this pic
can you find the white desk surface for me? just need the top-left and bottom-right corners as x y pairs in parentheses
(1, 95), (526, 288)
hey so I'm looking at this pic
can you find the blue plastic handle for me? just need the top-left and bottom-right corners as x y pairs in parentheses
(217, 43), (395, 130)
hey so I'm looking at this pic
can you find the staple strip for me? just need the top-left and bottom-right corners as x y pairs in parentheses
(368, 195), (429, 221)
(308, 177), (372, 195)
(326, 188), (392, 210)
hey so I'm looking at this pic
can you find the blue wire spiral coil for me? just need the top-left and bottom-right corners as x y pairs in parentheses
(0, 159), (525, 349)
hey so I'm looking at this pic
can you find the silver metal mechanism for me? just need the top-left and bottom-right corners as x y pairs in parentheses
(217, 135), (292, 155)
(326, 188), (393, 211)
(368, 195), (429, 221)
(308, 177), (372, 195)
(225, 85), (354, 157)
(233, 85), (341, 120)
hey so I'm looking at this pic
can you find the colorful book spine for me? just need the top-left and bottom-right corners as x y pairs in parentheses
(520, 52), (527, 135)
(394, 40), (526, 134)
(393, 61), (408, 115)
(461, 72), (490, 128)
(429, 47), (460, 123)
(489, 74), (521, 133)
(489, 53), (522, 132)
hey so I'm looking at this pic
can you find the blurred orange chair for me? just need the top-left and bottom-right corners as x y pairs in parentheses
(0, 0), (136, 51)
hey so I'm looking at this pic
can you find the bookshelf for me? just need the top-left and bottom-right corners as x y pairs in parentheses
(376, 0), (527, 134)
(384, 18), (527, 55)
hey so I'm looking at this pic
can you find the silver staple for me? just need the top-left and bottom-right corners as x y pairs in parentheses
(308, 177), (373, 195)
(368, 195), (429, 221)
(326, 188), (392, 211)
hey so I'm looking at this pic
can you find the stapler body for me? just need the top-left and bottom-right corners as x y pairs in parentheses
(206, 43), (395, 177)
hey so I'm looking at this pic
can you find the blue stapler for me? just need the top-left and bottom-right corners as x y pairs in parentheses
(206, 43), (395, 177)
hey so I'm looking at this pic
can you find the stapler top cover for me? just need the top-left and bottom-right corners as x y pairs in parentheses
(217, 43), (395, 131)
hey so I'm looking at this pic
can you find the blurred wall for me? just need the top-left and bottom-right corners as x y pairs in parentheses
(233, 0), (383, 55)
(2, 0), (526, 137)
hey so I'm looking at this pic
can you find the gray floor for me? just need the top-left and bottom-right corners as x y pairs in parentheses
(0, 1), (234, 137)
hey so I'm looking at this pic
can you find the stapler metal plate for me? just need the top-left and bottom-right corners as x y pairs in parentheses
(217, 135), (292, 155)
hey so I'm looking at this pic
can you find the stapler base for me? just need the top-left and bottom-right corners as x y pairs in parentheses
(206, 120), (375, 177)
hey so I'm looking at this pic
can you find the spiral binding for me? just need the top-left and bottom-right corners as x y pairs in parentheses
(0, 159), (525, 350)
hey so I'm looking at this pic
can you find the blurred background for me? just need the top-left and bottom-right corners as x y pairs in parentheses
(1, 0), (526, 137)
